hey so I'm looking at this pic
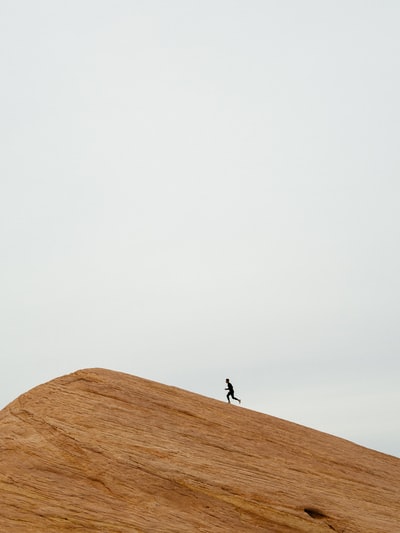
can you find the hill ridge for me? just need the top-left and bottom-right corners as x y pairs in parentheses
(0, 367), (399, 532)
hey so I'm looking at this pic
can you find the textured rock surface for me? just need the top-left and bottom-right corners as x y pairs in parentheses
(0, 368), (399, 532)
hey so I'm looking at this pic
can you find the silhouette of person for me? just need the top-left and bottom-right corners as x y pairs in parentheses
(225, 378), (241, 404)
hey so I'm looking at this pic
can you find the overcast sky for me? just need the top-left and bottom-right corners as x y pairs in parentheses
(1, 1), (399, 457)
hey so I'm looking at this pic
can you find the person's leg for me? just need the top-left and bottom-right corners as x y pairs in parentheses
(227, 392), (231, 403)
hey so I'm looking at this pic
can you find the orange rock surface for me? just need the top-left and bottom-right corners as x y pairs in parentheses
(0, 368), (399, 532)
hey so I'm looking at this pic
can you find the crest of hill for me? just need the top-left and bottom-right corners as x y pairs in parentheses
(0, 368), (399, 532)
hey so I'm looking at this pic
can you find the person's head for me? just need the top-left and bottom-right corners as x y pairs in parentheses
(225, 378), (229, 383)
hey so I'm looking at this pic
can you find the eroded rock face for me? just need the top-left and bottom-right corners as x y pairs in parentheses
(0, 368), (399, 532)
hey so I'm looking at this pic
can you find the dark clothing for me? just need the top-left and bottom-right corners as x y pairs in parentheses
(225, 381), (240, 403)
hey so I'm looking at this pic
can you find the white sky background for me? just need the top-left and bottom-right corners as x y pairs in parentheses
(1, 1), (399, 457)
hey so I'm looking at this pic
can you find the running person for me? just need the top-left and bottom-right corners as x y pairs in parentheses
(225, 378), (241, 404)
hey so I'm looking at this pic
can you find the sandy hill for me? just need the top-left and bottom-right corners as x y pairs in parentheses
(0, 368), (399, 532)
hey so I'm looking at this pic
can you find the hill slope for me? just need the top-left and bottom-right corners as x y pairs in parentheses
(0, 368), (399, 532)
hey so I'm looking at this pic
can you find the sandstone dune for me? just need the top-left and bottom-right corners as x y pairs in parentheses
(0, 368), (399, 532)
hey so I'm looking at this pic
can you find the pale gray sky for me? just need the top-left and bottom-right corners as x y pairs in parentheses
(1, 1), (399, 457)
